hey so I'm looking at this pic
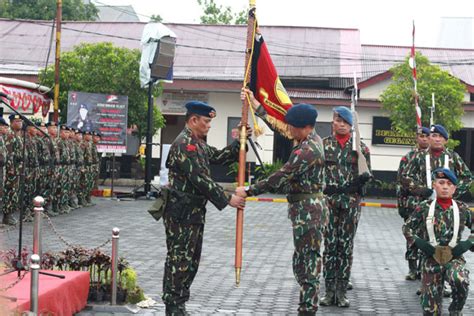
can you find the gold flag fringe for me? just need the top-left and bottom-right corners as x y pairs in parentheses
(266, 115), (293, 140)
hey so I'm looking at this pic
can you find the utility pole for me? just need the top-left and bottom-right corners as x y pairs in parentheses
(53, 0), (62, 123)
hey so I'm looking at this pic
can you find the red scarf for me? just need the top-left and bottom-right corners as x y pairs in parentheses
(431, 147), (444, 158)
(335, 133), (351, 148)
(437, 197), (452, 210)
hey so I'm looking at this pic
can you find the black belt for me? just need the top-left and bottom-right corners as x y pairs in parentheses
(287, 192), (323, 203)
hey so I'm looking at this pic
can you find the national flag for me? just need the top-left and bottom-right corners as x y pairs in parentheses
(409, 21), (422, 130)
(249, 31), (292, 137)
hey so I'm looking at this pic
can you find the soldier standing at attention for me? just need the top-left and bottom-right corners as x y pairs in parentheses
(92, 131), (101, 191)
(0, 118), (9, 216)
(397, 127), (431, 280)
(36, 122), (51, 213)
(47, 122), (60, 215)
(66, 127), (78, 210)
(401, 124), (472, 203)
(162, 101), (245, 315)
(58, 125), (71, 214)
(236, 103), (327, 316)
(403, 168), (473, 315)
(24, 123), (38, 221)
(3, 114), (23, 225)
(320, 106), (371, 308)
(83, 131), (94, 206)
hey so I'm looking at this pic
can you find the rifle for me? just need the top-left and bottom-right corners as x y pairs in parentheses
(351, 73), (371, 177)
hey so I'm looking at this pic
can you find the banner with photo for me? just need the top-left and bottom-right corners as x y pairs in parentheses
(67, 91), (128, 153)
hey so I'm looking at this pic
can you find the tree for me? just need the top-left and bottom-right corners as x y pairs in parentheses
(150, 14), (163, 22)
(38, 42), (165, 138)
(197, 0), (246, 25)
(380, 53), (466, 147)
(0, 0), (98, 21)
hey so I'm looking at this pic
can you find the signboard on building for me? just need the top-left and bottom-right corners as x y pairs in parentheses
(0, 84), (50, 116)
(372, 116), (416, 146)
(160, 92), (209, 115)
(67, 91), (128, 153)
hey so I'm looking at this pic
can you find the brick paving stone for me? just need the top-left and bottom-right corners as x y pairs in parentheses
(1, 197), (473, 315)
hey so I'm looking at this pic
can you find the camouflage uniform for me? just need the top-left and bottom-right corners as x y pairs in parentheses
(24, 134), (38, 219)
(321, 135), (371, 306)
(162, 126), (239, 311)
(397, 147), (426, 277)
(37, 136), (52, 210)
(401, 148), (473, 206)
(78, 138), (90, 206)
(403, 199), (473, 315)
(247, 130), (327, 314)
(67, 138), (78, 209)
(47, 136), (60, 214)
(57, 135), (70, 213)
(3, 131), (23, 223)
(86, 141), (98, 204)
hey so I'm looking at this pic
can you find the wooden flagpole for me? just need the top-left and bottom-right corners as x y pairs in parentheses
(235, 0), (256, 286)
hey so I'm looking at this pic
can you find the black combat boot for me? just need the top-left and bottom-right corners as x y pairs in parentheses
(320, 279), (336, 306)
(449, 311), (463, 316)
(405, 259), (418, 281)
(347, 280), (353, 290)
(336, 279), (350, 307)
(165, 304), (186, 316)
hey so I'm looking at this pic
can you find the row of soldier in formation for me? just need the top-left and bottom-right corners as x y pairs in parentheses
(160, 91), (473, 316)
(396, 124), (473, 316)
(0, 114), (102, 226)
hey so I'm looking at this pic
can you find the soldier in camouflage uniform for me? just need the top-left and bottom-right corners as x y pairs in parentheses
(0, 118), (9, 217)
(83, 131), (94, 206)
(35, 122), (52, 213)
(320, 107), (371, 308)
(237, 103), (327, 316)
(162, 101), (245, 315)
(47, 122), (61, 215)
(401, 124), (472, 204)
(397, 127), (431, 280)
(73, 129), (85, 208)
(3, 114), (23, 225)
(92, 131), (101, 190)
(57, 125), (71, 214)
(78, 131), (91, 206)
(24, 123), (38, 221)
(403, 168), (474, 315)
(66, 127), (78, 210)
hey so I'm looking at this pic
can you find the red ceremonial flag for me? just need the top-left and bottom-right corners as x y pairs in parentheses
(249, 32), (293, 137)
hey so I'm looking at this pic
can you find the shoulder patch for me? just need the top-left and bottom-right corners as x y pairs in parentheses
(294, 149), (302, 156)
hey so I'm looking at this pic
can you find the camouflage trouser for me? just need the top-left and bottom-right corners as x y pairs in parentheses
(0, 166), (4, 212)
(3, 166), (21, 216)
(289, 196), (327, 313)
(77, 168), (87, 205)
(162, 219), (204, 306)
(86, 165), (95, 203)
(420, 257), (469, 314)
(323, 195), (361, 282)
(58, 165), (69, 211)
(39, 166), (52, 209)
(24, 167), (38, 217)
(398, 195), (419, 261)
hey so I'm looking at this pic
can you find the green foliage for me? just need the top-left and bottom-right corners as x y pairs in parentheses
(150, 14), (163, 22)
(197, 0), (246, 25)
(0, 0), (98, 21)
(38, 42), (165, 138)
(255, 159), (284, 181)
(380, 53), (466, 146)
(470, 182), (474, 197)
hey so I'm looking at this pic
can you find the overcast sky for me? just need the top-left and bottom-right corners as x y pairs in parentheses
(93, 0), (474, 47)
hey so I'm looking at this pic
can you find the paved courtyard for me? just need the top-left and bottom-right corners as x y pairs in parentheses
(1, 196), (473, 315)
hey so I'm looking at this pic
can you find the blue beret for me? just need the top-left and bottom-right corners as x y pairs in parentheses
(430, 124), (448, 140)
(419, 127), (430, 135)
(185, 101), (216, 118)
(8, 114), (21, 121)
(285, 104), (317, 128)
(432, 168), (457, 185)
(333, 106), (353, 126)
(0, 118), (9, 126)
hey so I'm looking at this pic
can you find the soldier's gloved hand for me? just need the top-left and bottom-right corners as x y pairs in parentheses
(414, 237), (435, 257)
(452, 240), (473, 257)
(398, 207), (409, 220)
(415, 187), (433, 198)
